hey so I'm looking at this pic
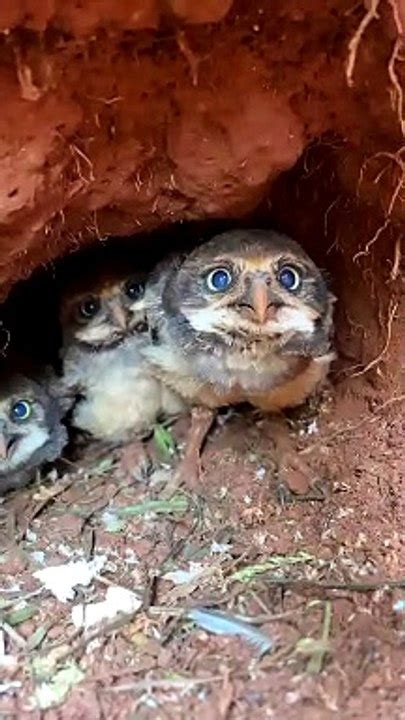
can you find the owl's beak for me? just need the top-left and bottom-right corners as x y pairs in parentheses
(0, 432), (15, 460)
(0, 433), (7, 459)
(250, 278), (273, 324)
(110, 305), (128, 330)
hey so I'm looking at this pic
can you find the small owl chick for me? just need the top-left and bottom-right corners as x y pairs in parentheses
(143, 228), (335, 487)
(59, 262), (184, 443)
(0, 374), (68, 494)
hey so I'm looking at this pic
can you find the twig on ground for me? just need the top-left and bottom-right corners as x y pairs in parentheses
(103, 674), (227, 694)
(264, 578), (405, 592)
(16, 479), (76, 541)
(0, 620), (27, 649)
(306, 600), (332, 674)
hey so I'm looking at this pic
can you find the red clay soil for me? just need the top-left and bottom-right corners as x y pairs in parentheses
(0, 392), (403, 719)
(0, 2), (403, 719)
(0, 0), (403, 376)
(0, 1), (403, 290)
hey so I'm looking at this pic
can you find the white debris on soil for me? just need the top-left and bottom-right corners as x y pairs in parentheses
(33, 556), (106, 602)
(210, 541), (233, 555)
(0, 680), (21, 695)
(34, 661), (84, 710)
(0, 630), (18, 670)
(163, 562), (205, 585)
(71, 585), (142, 630)
(393, 598), (405, 613)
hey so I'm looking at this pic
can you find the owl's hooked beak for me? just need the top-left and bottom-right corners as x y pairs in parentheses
(240, 277), (276, 325)
(0, 433), (7, 459)
(251, 278), (269, 324)
(0, 431), (18, 460)
(110, 304), (128, 331)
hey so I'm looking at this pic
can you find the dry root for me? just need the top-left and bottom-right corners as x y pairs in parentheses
(388, 38), (405, 137)
(177, 30), (201, 86)
(390, 235), (401, 279)
(347, 1), (405, 136)
(346, 0), (381, 87)
(355, 147), (405, 262)
(350, 299), (398, 378)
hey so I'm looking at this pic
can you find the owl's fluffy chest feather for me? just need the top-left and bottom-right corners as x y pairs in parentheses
(145, 338), (318, 409)
(62, 337), (184, 441)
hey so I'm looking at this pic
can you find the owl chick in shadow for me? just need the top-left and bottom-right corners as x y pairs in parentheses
(0, 374), (68, 494)
(143, 228), (335, 491)
(58, 259), (185, 443)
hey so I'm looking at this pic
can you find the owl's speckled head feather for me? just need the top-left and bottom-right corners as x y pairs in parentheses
(60, 265), (148, 351)
(0, 374), (67, 493)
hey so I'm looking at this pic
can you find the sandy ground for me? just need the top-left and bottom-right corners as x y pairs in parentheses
(0, 381), (403, 719)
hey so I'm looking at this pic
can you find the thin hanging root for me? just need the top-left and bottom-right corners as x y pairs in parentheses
(354, 147), (405, 261)
(14, 46), (42, 101)
(353, 217), (390, 263)
(390, 235), (401, 280)
(388, 38), (405, 136)
(388, 0), (405, 37)
(177, 30), (200, 86)
(347, 1), (405, 135)
(358, 148), (405, 208)
(346, 0), (381, 87)
(70, 143), (95, 183)
(350, 300), (398, 378)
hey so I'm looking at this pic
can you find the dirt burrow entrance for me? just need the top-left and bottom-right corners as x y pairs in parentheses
(0, 1), (404, 718)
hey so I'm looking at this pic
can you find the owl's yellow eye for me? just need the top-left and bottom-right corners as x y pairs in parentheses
(206, 267), (233, 293)
(10, 400), (32, 422)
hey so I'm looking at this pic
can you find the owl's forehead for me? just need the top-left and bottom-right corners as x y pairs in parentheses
(197, 250), (301, 272)
(66, 269), (143, 301)
(233, 254), (282, 271)
(190, 230), (311, 270)
(99, 281), (123, 298)
(72, 277), (122, 298)
(0, 376), (35, 401)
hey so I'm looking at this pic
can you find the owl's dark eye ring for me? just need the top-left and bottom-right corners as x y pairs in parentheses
(205, 267), (233, 293)
(277, 265), (302, 292)
(79, 296), (100, 319)
(124, 279), (144, 301)
(10, 399), (32, 422)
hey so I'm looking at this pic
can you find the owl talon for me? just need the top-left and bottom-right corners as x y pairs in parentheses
(175, 455), (202, 491)
(277, 455), (326, 503)
(119, 439), (151, 482)
(276, 481), (293, 508)
(169, 406), (214, 492)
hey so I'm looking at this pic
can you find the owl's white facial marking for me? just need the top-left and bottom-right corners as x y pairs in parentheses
(62, 276), (147, 351)
(183, 303), (315, 339)
(3, 427), (49, 470)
